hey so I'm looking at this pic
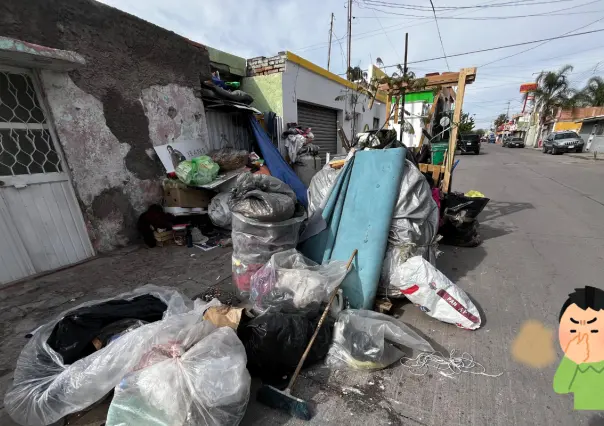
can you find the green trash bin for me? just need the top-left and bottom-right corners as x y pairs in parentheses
(431, 142), (448, 165)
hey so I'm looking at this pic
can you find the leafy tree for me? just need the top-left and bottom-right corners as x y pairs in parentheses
(458, 112), (475, 133)
(578, 76), (604, 107)
(475, 128), (486, 137)
(534, 65), (574, 124)
(494, 113), (508, 128)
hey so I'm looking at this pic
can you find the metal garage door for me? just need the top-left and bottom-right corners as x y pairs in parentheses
(0, 66), (94, 285)
(297, 102), (338, 161)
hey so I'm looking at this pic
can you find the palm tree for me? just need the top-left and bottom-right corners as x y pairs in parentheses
(578, 76), (604, 107)
(534, 65), (574, 125)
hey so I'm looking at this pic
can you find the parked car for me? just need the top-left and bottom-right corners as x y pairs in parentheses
(503, 137), (525, 148)
(458, 133), (480, 154)
(542, 131), (585, 154)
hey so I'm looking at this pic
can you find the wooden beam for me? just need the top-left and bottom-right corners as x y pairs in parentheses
(442, 68), (471, 193)
(384, 95), (391, 129)
(393, 96), (399, 126)
(377, 68), (476, 93)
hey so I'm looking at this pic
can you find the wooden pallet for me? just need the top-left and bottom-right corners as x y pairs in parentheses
(419, 163), (446, 186)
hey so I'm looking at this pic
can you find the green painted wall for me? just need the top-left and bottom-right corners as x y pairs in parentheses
(206, 46), (246, 76)
(241, 74), (283, 116)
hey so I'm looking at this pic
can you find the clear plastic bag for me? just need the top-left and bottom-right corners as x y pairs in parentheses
(231, 211), (306, 265)
(249, 249), (348, 313)
(325, 309), (433, 371)
(3, 286), (222, 426)
(208, 192), (234, 229)
(105, 327), (250, 426)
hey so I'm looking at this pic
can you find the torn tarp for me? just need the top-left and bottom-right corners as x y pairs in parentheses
(249, 116), (308, 207)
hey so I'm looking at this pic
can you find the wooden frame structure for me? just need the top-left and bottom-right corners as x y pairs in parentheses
(381, 67), (477, 192)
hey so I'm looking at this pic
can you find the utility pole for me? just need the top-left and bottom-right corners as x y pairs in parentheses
(399, 33), (409, 144)
(327, 13), (334, 71)
(506, 100), (510, 119)
(347, 0), (352, 80)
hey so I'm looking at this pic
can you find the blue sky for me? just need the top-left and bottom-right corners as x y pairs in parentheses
(98, 0), (604, 129)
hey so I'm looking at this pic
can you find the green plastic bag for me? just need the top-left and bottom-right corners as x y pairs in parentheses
(175, 156), (220, 186)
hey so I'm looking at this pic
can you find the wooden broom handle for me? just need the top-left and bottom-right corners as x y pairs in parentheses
(286, 249), (358, 390)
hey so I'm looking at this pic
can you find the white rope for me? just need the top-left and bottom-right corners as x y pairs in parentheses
(400, 350), (503, 378)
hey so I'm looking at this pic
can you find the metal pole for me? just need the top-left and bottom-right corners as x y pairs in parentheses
(347, 0), (352, 79)
(399, 32), (409, 144)
(327, 13), (334, 71)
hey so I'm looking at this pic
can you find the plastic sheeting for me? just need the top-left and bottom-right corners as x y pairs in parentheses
(248, 116), (308, 207)
(105, 327), (250, 426)
(4, 286), (251, 426)
(378, 161), (440, 298)
(306, 161), (341, 217)
(325, 310), (433, 370)
(393, 256), (482, 330)
(249, 249), (348, 313)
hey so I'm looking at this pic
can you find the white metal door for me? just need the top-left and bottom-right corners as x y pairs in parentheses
(0, 66), (94, 285)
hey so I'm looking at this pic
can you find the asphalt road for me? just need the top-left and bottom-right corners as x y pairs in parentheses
(243, 144), (604, 426)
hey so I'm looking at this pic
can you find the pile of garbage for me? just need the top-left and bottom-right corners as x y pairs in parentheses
(6, 126), (492, 425)
(282, 125), (319, 163)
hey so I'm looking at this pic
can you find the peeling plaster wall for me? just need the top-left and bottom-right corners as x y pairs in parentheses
(141, 84), (210, 150)
(2, 0), (212, 252)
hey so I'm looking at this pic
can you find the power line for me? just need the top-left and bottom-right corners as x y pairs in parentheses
(293, 0), (506, 53)
(356, 0), (600, 20)
(429, 0), (450, 71)
(353, 9), (600, 19)
(478, 15), (604, 67)
(379, 28), (604, 68)
(359, 0), (576, 11)
(372, 9), (401, 59)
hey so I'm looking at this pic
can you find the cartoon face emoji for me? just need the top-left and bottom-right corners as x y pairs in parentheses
(559, 304), (604, 364)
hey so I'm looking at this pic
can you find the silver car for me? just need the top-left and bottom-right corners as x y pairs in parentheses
(542, 131), (585, 155)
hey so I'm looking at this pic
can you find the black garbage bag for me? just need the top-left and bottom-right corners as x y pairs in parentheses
(47, 295), (167, 364)
(237, 307), (334, 383)
(229, 172), (297, 222)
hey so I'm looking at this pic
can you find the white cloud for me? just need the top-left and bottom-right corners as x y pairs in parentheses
(98, 0), (604, 128)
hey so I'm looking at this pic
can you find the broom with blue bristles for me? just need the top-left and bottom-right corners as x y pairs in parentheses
(256, 249), (358, 420)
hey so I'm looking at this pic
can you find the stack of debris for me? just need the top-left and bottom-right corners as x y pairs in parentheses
(5, 117), (491, 425)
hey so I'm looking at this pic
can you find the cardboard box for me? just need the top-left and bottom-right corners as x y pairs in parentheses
(163, 187), (214, 208)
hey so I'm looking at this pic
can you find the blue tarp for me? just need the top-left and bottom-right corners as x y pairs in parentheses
(299, 148), (407, 309)
(248, 116), (308, 207)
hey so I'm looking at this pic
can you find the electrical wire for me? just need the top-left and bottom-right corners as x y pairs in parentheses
(429, 0), (450, 71)
(360, 0), (576, 11)
(292, 0), (507, 53)
(378, 28), (604, 68)
(356, 0), (600, 20)
(478, 15), (604, 67)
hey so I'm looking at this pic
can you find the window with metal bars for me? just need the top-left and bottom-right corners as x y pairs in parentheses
(0, 70), (62, 176)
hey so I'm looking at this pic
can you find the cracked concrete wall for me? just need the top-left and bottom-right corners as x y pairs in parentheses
(2, 0), (212, 252)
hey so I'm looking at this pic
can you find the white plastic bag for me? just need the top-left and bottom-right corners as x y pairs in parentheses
(249, 249), (348, 313)
(325, 310), (433, 371)
(105, 327), (250, 426)
(3, 286), (227, 426)
(396, 256), (482, 330)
